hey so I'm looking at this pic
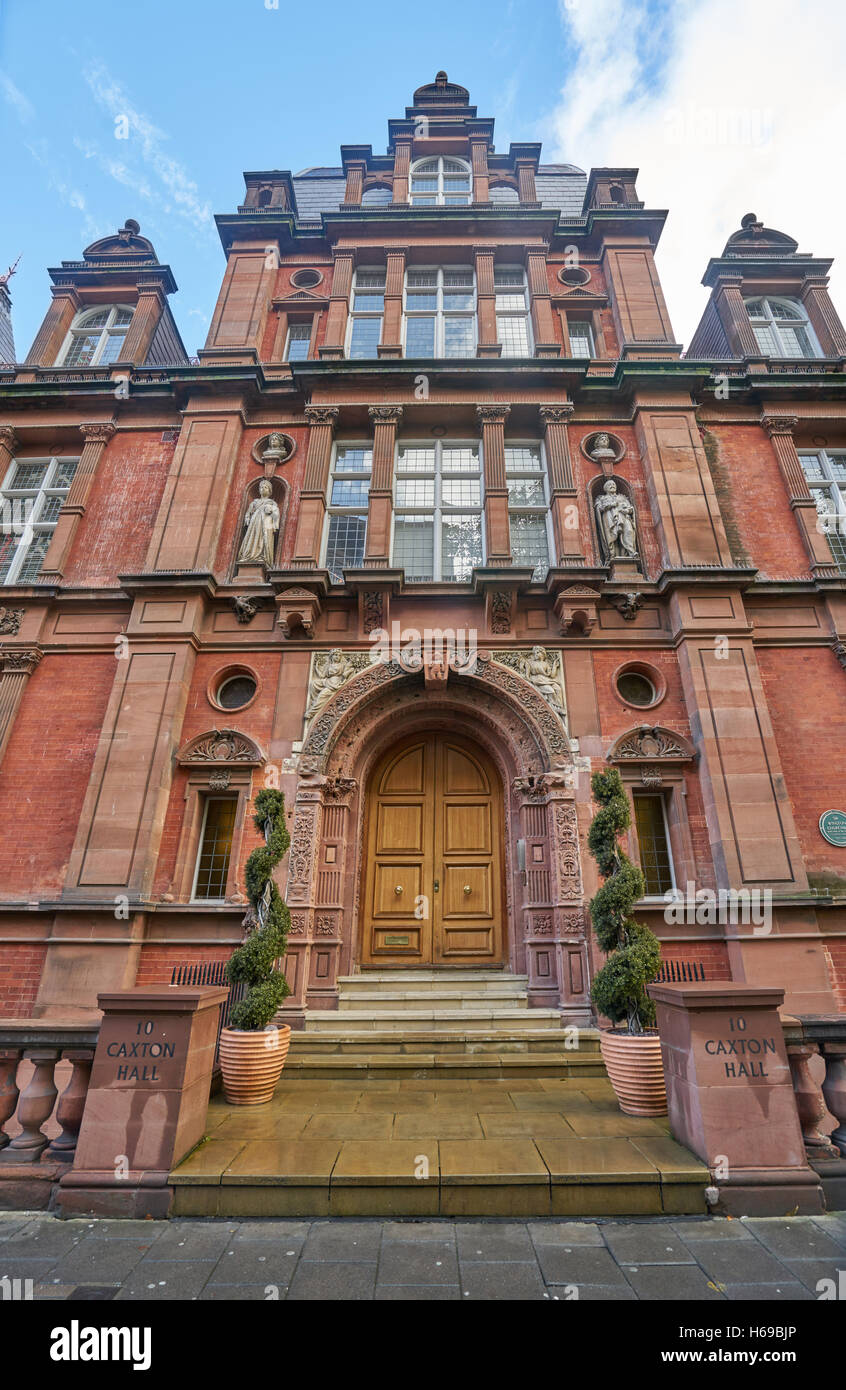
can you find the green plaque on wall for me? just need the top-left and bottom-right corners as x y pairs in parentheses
(819, 810), (846, 847)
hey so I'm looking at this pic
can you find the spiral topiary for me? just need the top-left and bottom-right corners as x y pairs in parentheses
(587, 768), (661, 1034)
(225, 787), (291, 1030)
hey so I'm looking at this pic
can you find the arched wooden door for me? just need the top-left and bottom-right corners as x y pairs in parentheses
(360, 732), (505, 966)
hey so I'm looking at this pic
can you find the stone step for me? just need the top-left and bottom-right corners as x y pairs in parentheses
(279, 1051), (608, 1081)
(337, 990), (530, 1010)
(288, 1028), (600, 1056)
(338, 972), (528, 986)
(303, 1008), (562, 1033)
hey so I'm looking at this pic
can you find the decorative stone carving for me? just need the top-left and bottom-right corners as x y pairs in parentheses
(237, 479), (280, 569)
(79, 422), (117, 446)
(554, 803), (582, 899)
(475, 404), (512, 424)
(304, 406), (340, 427)
(288, 805), (317, 889)
(251, 432), (294, 467)
(277, 586), (322, 639)
(323, 775), (357, 802)
(0, 648), (42, 676)
(608, 725), (696, 764)
(493, 647), (566, 721)
(288, 913), (306, 936)
(582, 430), (625, 466)
(490, 590), (513, 635)
(361, 590), (384, 635)
(595, 479), (638, 562)
(315, 913), (336, 937)
(178, 728), (264, 766)
(0, 607), (24, 636)
(538, 405), (574, 427)
(832, 640), (846, 671)
(305, 649), (371, 726)
(368, 405), (404, 425)
(610, 591), (643, 621)
(209, 770), (231, 791)
(554, 584), (600, 636)
(559, 909), (586, 935)
(533, 914), (553, 935)
(231, 594), (262, 624)
(640, 764), (663, 787)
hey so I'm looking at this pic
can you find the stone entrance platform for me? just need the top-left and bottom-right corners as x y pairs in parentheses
(170, 1069), (709, 1219)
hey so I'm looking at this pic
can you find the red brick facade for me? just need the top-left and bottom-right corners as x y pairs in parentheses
(1, 75), (844, 1023)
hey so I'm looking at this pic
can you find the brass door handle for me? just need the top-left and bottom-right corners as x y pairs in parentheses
(394, 885), (403, 895)
(463, 884), (472, 895)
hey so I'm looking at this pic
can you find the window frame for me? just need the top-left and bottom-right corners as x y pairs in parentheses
(284, 319), (313, 362)
(565, 317), (595, 359)
(346, 266), (386, 360)
(494, 265), (532, 357)
(797, 447), (846, 569)
(0, 454), (79, 586)
(191, 794), (239, 903)
(56, 304), (134, 368)
(408, 155), (472, 207)
(391, 438), (485, 583)
(631, 789), (677, 899)
(323, 441), (373, 580)
(743, 295), (821, 359)
(402, 265), (477, 358)
(504, 440), (553, 579)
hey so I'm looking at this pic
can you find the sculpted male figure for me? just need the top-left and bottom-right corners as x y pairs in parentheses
(595, 478), (638, 560)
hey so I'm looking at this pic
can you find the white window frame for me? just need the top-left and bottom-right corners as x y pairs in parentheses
(566, 317), (595, 358)
(408, 155), (472, 207)
(402, 266), (477, 358)
(798, 448), (846, 570)
(391, 439), (485, 582)
(323, 442), (372, 580)
(504, 441), (553, 579)
(56, 305), (134, 367)
(0, 454), (79, 586)
(346, 266), (385, 359)
(494, 265), (532, 356)
(285, 320), (312, 362)
(743, 296), (821, 359)
(191, 795), (238, 903)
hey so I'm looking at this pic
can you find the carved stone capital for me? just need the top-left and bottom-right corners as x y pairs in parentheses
(304, 406), (339, 428)
(0, 426), (19, 454)
(78, 422), (116, 446)
(538, 404), (574, 427)
(0, 607), (25, 636)
(761, 415), (799, 439)
(368, 405), (404, 426)
(1, 647), (42, 676)
(476, 404), (511, 425)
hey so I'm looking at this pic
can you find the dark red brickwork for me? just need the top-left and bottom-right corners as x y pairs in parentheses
(65, 432), (176, 587)
(704, 425), (810, 577)
(135, 944), (235, 987)
(824, 940), (846, 1009)
(0, 944), (47, 1014)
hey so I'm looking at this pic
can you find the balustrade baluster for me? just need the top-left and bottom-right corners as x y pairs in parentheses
(821, 1042), (846, 1157)
(0, 1049), (22, 1151)
(47, 1050), (95, 1160)
(787, 1042), (838, 1155)
(6, 1049), (59, 1161)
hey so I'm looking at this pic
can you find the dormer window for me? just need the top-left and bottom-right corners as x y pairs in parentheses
(743, 296), (820, 359)
(409, 156), (471, 206)
(58, 306), (133, 367)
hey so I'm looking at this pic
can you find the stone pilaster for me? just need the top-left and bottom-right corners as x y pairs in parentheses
(801, 277), (846, 358)
(0, 425), (18, 478)
(539, 405), (582, 561)
(24, 287), (79, 368)
(343, 162), (365, 207)
(391, 137), (413, 204)
(319, 252), (355, 359)
(291, 406), (339, 567)
(515, 159), (538, 204)
(474, 247), (500, 357)
(379, 249), (406, 358)
(469, 133), (489, 202)
(120, 282), (166, 364)
(365, 406), (403, 567)
(712, 274), (761, 357)
(0, 648), (42, 763)
(476, 404), (511, 565)
(761, 415), (838, 577)
(40, 422), (116, 583)
(526, 248), (559, 356)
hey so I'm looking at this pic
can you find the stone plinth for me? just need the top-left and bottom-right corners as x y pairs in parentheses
(58, 986), (228, 1218)
(650, 982), (824, 1216)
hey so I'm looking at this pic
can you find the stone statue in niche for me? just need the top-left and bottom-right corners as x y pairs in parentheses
(237, 479), (280, 568)
(595, 479), (638, 561)
(261, 433), (290, 464)
(305, 648), (360, 724)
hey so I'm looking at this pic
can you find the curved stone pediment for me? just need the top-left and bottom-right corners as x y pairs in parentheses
(177, 728), (264, 766)
(607, 724), (696, 763)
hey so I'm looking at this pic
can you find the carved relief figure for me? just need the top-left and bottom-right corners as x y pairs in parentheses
(511, 646), (566, 719)
(305, 649), (359, 724)
(595, 479), (638, 561)
(588, 431), (616, 462)
(238, 480), (280, 568)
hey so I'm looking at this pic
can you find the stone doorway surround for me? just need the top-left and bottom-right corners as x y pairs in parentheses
(281, 655), (591, 1023)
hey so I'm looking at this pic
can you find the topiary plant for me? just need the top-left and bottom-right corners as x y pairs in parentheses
(225, 787), (291, 1030)
(587, 767), (661, 1035)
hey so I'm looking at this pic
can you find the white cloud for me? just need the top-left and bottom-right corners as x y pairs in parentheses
(81, 62), (214, 236)
(0, 69), (35, 123)
(545, 0), (846, 348)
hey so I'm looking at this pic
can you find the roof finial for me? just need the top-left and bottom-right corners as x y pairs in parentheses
(435, 70), (448, 85)
(0, 254), (21, 288)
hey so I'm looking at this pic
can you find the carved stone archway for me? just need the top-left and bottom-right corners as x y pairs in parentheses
(282, 659), (591, 1023)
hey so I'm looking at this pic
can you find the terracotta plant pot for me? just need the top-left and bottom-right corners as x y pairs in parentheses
(599, 1028), (667, 1117)
(219, 1025), (291, 1105)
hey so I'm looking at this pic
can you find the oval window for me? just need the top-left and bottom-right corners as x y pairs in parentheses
(217, 674), (257, 710)
(290, 268), (322, 288)
(616, 671), (656, 707)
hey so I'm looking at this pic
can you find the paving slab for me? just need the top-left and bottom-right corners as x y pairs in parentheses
(377, 1240), (459, 1284)
(533, 1244), (631, 1286)
(455, 1222), (537, 1261)
(115, 1261), (218, 1300)
(459, 1260), (549, 1300)
(683, 1238), (792, 1285)
(222, 1140), (341, 1185)
(439, 1139), (549, 1184)
(207, 1242), (301, 1285)
(723, 1281), (814, 1300)
(621, 1265), (727, 1300)
(286, 1260), (377, 1300)
(528, 1220), (605, 1246)
(748, 1217), (846, 1260)
(376, 1283), (460, 1300)
(332, 1141), (438, 1186)
(600, 1224), (696, 1264)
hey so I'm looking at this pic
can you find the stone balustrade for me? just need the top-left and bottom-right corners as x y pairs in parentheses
(0, 1022), (99, 1165)
(784, 1013), (846, 1210)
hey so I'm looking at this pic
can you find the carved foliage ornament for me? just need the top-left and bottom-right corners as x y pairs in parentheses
(609, 724), (695, 763)
(1, 647), (42, 676)
(179, 728), (264, 765)
(0, 607), (24, 636)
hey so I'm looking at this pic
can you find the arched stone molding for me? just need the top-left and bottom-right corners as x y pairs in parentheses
(284, 661), (591, 1022)
(607, 724), (696, 766)
(177, 727), (265, 766)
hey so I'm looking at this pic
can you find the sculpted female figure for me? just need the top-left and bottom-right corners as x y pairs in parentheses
(238, 479), (280, 568)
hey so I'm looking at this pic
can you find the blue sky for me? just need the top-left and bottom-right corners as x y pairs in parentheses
(2, 0), (844, 357)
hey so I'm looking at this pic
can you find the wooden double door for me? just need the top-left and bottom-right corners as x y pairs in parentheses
(361, 732), (505, 965)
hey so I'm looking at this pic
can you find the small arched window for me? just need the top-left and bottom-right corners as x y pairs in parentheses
(743, 296), (820, 358)
(409, 156), (471, 206)
(362, 184), (393, 206)
(58, 305), (134, 367)
(489, 183), (519, 204)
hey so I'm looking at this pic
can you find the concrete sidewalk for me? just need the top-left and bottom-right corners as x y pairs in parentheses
(1, 1211), (844, 1301)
